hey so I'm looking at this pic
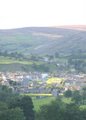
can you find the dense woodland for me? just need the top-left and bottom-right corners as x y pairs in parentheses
(0, 85), (86, 120)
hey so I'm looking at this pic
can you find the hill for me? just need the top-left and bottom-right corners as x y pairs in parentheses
(0, 25), (86, 55)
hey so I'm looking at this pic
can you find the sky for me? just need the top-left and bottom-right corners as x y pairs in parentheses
(0, 0), (85, 29)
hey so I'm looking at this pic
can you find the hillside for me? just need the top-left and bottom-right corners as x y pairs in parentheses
(0, 26), (86, 55)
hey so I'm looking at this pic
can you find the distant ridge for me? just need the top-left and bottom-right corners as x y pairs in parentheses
(0, 25), (86, 31)
(55, 25), (86, 31)
(0, 25), (86, 55)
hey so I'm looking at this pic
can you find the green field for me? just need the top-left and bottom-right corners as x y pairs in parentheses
(32, 96), (55, 111)
(22, 93), (55, 111)
(0, 56), (43, 65)
(62, 97), (72, 103)
(32, 96), (71, 111)
(0, 56), (46, 72)
(0, 55), (58, 72)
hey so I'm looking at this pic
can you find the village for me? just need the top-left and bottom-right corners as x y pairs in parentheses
(0, 71), (86, 96)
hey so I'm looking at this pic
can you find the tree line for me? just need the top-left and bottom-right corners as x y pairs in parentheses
(0, 85), (86, 120)
(36, 88), (86, 120)
(0, 85), (34, 120)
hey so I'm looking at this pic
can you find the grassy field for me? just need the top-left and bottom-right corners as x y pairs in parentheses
(80, 105), (86, 110)
(0, 56), (43, 65)
(62, 97), (72, 103)
(0, 56), (58, 72)
(21, 93), (55, 111)
(32, 96), (71, 111)
(32, 96), (55, 111)
(32, 96), (86, 111)
(22, 92), (86, 112)
(23, 94), (71, 112)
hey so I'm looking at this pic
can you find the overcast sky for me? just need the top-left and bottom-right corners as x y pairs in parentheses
(0, 0), (85, 29)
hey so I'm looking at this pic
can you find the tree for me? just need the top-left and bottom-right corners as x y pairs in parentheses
(9, 96), (35, 120)
(72, 90), (82, 105)
(37, 98), (65, 120)
(0, 85), (13, 102)
(64, 103), (81, 120)
(81, 87), (86, 105)
(64, 90), (72, 98)
(36, 95), (86, 120)
(0, 107), (25, 120)
(0, 102), (8, 112)
(20, 96), (34, 120)
(80, 109), (86, 120)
